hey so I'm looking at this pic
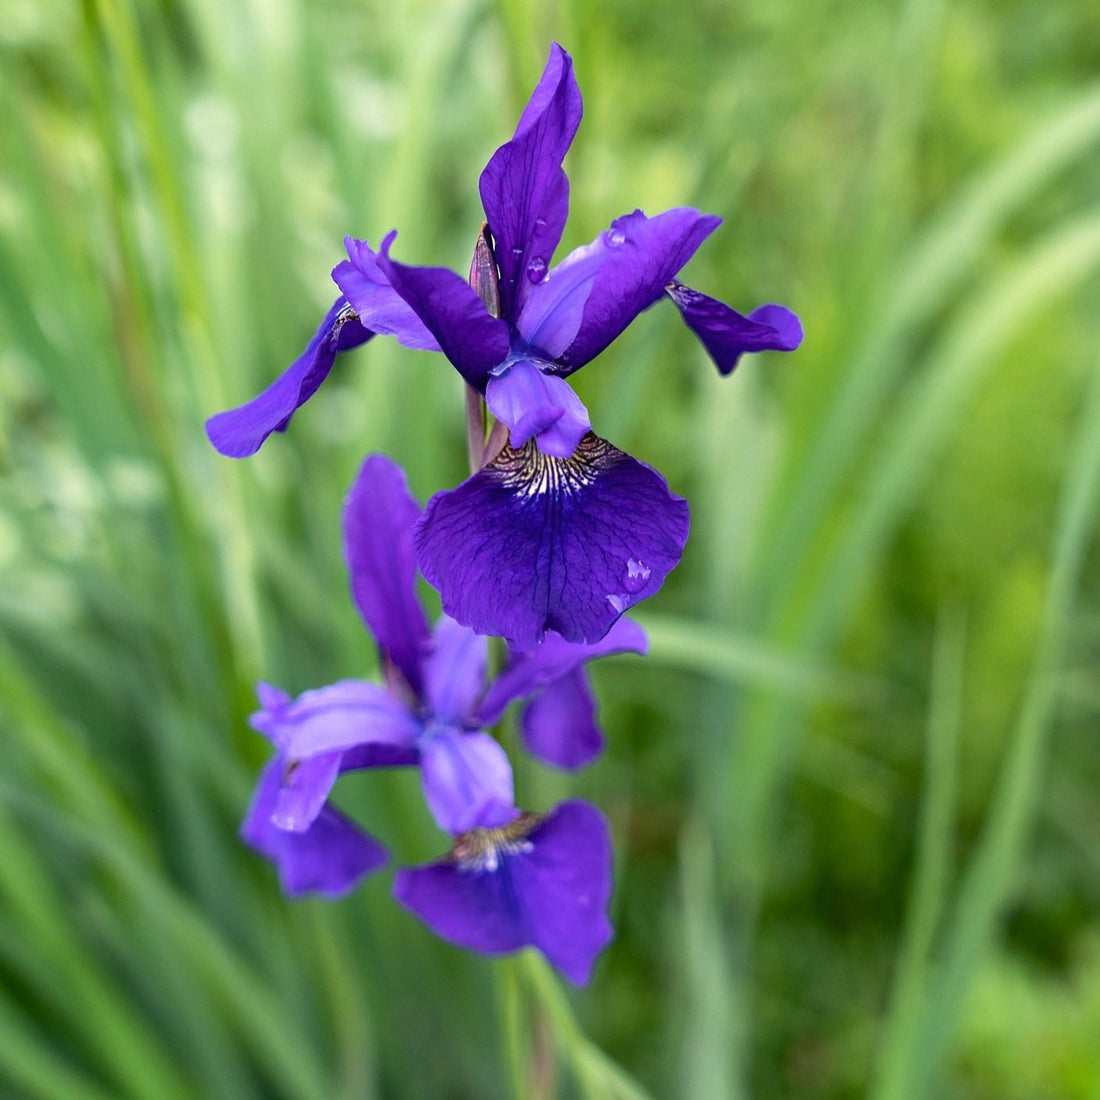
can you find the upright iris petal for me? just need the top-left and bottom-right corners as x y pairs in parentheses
(393, 800), (614, 985)
(415, 434), (689, 649)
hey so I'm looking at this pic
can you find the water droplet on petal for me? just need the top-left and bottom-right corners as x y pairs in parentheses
(607, 594), (626, 614)
(526, 257), (547, 283)
(604, 227), (626, 248)
(534, 216), (547, 230)
(623, 558), (651, 593)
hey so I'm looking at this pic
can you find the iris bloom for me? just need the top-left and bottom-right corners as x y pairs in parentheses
(394, 800), (613, 986)
(240, 453), (644, 895)
(206, 43), (801, 647)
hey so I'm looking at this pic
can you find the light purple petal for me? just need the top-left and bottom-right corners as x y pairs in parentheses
(344, 454), (432, 695)
(271, 750), (343, 832)
(485, 361), (591, 457)
(241, 761), (388, 897)
(479, 616), (647, 724)
(479, 43), (582, 320)
(375, 237), (509, 390)
(665, 283), (803, 376)
(258, 680), (421, 760)
(521, 667), (603, 769)
(421, 616), (487, 726)
(206, 297), (371, 458)
(332, 235), (442, 351)
(392, 800), (613, 985)
(559, 208), (721, 374)
(415, 434), (689, 649)
(420, 730), (516, 833)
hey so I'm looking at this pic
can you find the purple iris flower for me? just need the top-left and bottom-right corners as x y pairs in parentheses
(205, 43), (801, 648)
(240, 453), (645, 894)
(394, 800), (614, 986)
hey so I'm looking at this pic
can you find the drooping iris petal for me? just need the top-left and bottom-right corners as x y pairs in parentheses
(485, 361), (591, 457)
(419, 730), (516, 833)
(332, 235), (442, 351)
(344, 454), (432, 695)
(478, 615), (647, 724)
(241, 761), (388, 897)
(521, 667), (603, 769)
(257, 680), (421, 760)
(415, 434), (689, 649)
(392, 800), (613, 985)
(558, 208), (721, 374)
(479, 43), (582, 320)
(664, 283), (803, 375)
(270, 750), (343, 832)
(421, 616), (488, 727)
(376, 238), (510, 391)
(206, 297), (371, 458)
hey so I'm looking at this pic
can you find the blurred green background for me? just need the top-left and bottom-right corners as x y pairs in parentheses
(3, 0), (1100, 1096)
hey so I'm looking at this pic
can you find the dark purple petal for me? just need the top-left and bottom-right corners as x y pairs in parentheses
(392, 800), (613, 985)
(421, 616), (487, 726)
(344, 454), (432, 694)
(521, 667), (603, 769)
(558, 209), (721, 374)
(485, 361), (591, 457)
(252, 680), (421, 760)
(376, 237), (509, 390)
(415, 434), (689, 649)
(479, 616), (647, 724)
(206, 298), (371, 458)
(665, 283), (803, 375)
(332, 236), (442, 351)
(340, 743), (420, 770)
(241, 761), (387, 897)
(420, 730), (516, 833)
(479, 43), (582, 319)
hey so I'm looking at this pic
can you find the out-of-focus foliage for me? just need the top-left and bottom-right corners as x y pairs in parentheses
(1, 0), (1099, 1096)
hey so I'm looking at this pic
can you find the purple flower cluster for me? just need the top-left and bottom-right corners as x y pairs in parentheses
(209, 45), (800, 984)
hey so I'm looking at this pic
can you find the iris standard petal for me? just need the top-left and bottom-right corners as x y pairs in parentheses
(478, 43), (582, 320)
(206, 297), (370, 458)
(484, 361), (591, 457)
(415, 434), (689, 649)
(392, 800), (612, 985)
(421, 615), (488, 727)
(520, 666), (603, 769)
(332, 235), (442, 351)
(376, 237), (510, 391)
(479, 615), (647, 724)
(344, 454), (432, 695)
(419, 730), (517, 833)
(266, 680), (421, 760)
(558, 208), (721, 374)
(665, 283), (803, 375)
(241, 761), (388, 897)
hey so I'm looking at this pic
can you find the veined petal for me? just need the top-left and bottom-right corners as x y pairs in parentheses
(485, 361), (591, 457)
(255, 680), (421, 760)
(241, 760), (388, 897)
(521, 667), (603, 769)
(479, 43), (582, 320)
(376, 236), (509, 390)
(206, 298), (370, 458)
(344, 454), (432, 695)
(422, 616), (488, 727)
(332, 235), (442, 351)
(415, 434), (689, 649)
(479, 616), (647, 724)
(559, 208), (721, 373)
(392, 800), (613, 985)
(420, 730), (516, 833)
(665, 283), (803, 375)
